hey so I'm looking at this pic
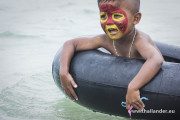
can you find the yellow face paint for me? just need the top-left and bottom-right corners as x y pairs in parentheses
(100, 12), (108, 23)
(100, 4), (128, 40)
(105, 24), (123, 39)
(112, 13), (125, 22)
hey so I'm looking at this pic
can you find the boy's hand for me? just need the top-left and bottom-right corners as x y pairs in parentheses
(126, 87), (144, 110)
(60, 73), (78, 101)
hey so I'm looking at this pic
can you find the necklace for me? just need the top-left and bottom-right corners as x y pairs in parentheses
(113, 28), (136, 58)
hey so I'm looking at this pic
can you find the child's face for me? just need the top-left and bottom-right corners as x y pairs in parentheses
(99, 2), (134, 40)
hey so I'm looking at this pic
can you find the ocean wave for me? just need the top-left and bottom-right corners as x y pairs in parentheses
(82, 9), (96, 14)
(0, 31), (39, 39)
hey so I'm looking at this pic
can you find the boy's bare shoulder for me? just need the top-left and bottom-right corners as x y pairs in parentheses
(134, 29), (161, 59)
(68, 34), (110, 51)
(91, 34), (112, 46)
(92, 34), (110, 42)
(74, 34), (109, 45)
(135, 30), (154, 45)
(135, 29), (159, 49)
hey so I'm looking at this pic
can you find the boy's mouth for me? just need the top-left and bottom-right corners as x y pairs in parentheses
(108, 28), (118, 35)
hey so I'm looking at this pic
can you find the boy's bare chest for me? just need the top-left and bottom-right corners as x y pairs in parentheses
(105, 43), (143, 59)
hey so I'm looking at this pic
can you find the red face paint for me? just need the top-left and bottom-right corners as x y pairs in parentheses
(100, 4), (128, 39)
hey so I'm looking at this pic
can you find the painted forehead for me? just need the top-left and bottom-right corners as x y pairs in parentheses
(100, 4), (124, 13)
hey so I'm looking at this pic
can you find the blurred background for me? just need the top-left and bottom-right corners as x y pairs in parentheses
(0, 0), (179, 120)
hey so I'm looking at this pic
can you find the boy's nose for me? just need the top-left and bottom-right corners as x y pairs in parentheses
(106, 18), (114, 25)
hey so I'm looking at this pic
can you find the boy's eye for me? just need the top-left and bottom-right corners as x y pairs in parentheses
(100, 12), (108, 23)
(112, 13), (125, 21)
(101, 14), (107, 20)
(114, 14), (122, 19)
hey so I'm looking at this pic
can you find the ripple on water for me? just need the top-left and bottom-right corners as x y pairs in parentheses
(0, 71), (63, 120)
(0, 31), (39, 39)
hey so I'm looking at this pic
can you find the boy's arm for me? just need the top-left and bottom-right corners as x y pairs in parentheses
(126, 34), (164, 110)
(60, 36), (104, 101)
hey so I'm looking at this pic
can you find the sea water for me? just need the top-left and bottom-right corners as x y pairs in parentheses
(0, 0), (179, 120)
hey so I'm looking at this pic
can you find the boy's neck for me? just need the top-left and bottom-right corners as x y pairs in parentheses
(114, 27), (136, 45)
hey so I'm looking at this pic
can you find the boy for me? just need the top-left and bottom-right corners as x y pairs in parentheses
(59, 0), (164, 111)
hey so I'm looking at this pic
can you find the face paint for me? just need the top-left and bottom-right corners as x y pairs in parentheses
(100, 4), (128, 39)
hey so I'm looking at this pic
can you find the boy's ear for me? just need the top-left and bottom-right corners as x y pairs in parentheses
(133, 12), (142, 25)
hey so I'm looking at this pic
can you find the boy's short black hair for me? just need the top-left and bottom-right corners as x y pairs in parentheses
(98, 0), (116, 4)
(97, 0), (140, 14)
